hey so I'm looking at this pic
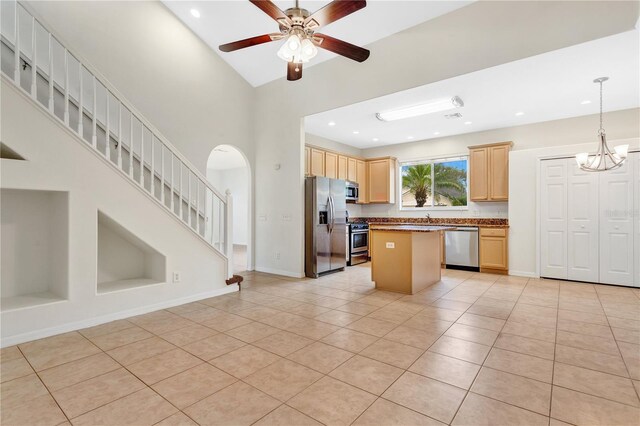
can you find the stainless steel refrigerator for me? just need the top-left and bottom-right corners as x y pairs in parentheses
(305, 176), (347, 278)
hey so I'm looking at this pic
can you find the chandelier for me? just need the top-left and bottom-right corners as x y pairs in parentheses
(575, 77), (628, 171)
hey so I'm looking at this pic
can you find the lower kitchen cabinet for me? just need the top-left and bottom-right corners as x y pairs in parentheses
(479, 227), (508, 273)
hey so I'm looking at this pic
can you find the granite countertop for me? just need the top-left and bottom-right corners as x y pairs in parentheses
(353, 217), (508, 228)
(369, 225), (457, 233)
(367, 222), (509, 229)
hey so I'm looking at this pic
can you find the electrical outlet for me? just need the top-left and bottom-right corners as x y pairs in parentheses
(172, 272), (181, 283)
(385, 242), (395, 249)
(275, 252), (281, 260)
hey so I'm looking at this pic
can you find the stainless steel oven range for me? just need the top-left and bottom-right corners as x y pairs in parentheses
(348, 222), (369, 266)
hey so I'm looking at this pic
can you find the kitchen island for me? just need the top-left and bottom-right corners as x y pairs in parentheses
(370, 225), (455, 294)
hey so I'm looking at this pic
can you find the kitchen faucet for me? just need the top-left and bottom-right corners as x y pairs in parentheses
(426, 213), (431, 223)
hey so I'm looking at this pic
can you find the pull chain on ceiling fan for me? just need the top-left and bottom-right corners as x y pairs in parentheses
(219, 0), (370, 81)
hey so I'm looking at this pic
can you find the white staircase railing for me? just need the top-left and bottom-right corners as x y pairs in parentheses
(1, 1), (233, 276)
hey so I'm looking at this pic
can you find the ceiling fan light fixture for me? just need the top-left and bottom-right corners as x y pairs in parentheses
(376, 96), (464, 122)
(301, 38), (318, 60)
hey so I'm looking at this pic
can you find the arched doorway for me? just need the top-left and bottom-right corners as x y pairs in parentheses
(206, 145), (252, 273)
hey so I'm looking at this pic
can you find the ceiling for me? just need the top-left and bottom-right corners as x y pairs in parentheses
(162, 1), (472, 87)
(207, 145), (248, 170)
(304, 29), (640, 149)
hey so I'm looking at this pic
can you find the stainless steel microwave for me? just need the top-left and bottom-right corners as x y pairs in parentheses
(345, 181), (359, 203)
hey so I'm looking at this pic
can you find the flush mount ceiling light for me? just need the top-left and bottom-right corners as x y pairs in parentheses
(328, 121), (336, 126)
(190, 9), (200, 18)
(219, 0), (370, 81)
(515, 111), (525, 116)
(581, 100), (591, 105)
(575, 77), (628, 172)
(376, 96), (464, 122)
(352, 131), (360, 134)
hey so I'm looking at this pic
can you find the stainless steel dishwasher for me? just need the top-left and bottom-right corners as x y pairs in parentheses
(445, 227), (479, 271)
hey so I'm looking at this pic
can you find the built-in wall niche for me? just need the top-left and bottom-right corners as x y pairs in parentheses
(1, 189), (69, 310)
(97, 211), (166, 293)
(0, 142), (26, 160)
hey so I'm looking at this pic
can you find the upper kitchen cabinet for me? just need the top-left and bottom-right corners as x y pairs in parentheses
(305, 146), (311, 176)
(356, 159), (368, 204)
(338, 155), (348, 180)
(469, 141), (513, 202)
(368, 157), (397, 204)
(348, 157), (358, 182)
(325, 151), (338, 179)
(310, 148), (325, 177)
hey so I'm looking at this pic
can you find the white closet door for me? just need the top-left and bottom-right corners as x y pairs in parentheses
(567, 160), (599, 282)
(635, 153), (640, 287)
(540, 159), (568, 279)
(599, 156), (635, 286)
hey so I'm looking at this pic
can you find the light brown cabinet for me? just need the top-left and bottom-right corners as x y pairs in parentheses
(324, 151), (338, 179)
(368, 158), (396, 204)
(347, 158), (357, 182)
(479, 227), (508, 273)
(356, 159), (367, 204)
(337, 155), (348, 180)
(310, 148), (325, 177)
(304, 145), (396, 205)
(469, 142), (513, 202)
(305, 147), (310, 176)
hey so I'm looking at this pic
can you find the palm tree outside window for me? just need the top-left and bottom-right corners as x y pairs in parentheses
(400, 157), (468, 208)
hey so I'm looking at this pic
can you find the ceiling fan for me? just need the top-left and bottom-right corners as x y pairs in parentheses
(219, 0), (370, 81)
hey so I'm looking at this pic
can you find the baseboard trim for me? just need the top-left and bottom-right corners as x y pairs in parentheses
(508, 270), (538, 278)
(254, 266), (304, 279)
(1, 285), (238, 348)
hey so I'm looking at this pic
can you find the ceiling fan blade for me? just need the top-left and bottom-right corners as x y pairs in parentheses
(313, 34), (370, 62)
(219, 34), (280, 52)
(250, 0), (290, 23)
(287, 62), (303, 81)
(305, 0), (366, 29)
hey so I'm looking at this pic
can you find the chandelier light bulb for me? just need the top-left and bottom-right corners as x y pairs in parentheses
(575, 152), (589, 166)
(614, 144), (629, 159)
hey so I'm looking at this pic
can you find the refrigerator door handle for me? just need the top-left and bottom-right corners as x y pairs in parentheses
(329, 196), (335, 233)
(327, 196), (333, 233)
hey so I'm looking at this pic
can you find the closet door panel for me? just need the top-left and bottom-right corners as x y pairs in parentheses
(599, 158), (635, 286)
(636, 153), (640, 287)
(540, 159), (568, 279)
(567, 161), (599, 282)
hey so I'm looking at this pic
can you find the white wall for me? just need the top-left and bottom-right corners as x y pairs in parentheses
(207, 167), (249, 246)
(509, 137), (640, 278)
(254, 1), (639, 277)
(24, 0), (256, 175)
(1, 79), (232, 346)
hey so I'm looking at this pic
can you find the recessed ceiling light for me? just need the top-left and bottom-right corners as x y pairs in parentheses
(581, 100), (591, 105)
(515, 112), (525, 116)
(407, 136), (414, 140)
(372, 138), (379, 142)
(328, 121), (336, 126)
(352, 131), (359, 134)
(433, 132), (440, 135)
(376, 96), (464, 122)
(190, 9), (201, 18)
(464, 121), (472, 125)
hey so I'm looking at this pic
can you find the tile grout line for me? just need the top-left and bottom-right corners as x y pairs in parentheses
(447, 275), (532, 424)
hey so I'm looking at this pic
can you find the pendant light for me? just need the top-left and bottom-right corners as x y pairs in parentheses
(575, 77), (628, 171)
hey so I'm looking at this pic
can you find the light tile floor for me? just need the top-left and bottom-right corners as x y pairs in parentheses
(2, 264), (640, 425)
